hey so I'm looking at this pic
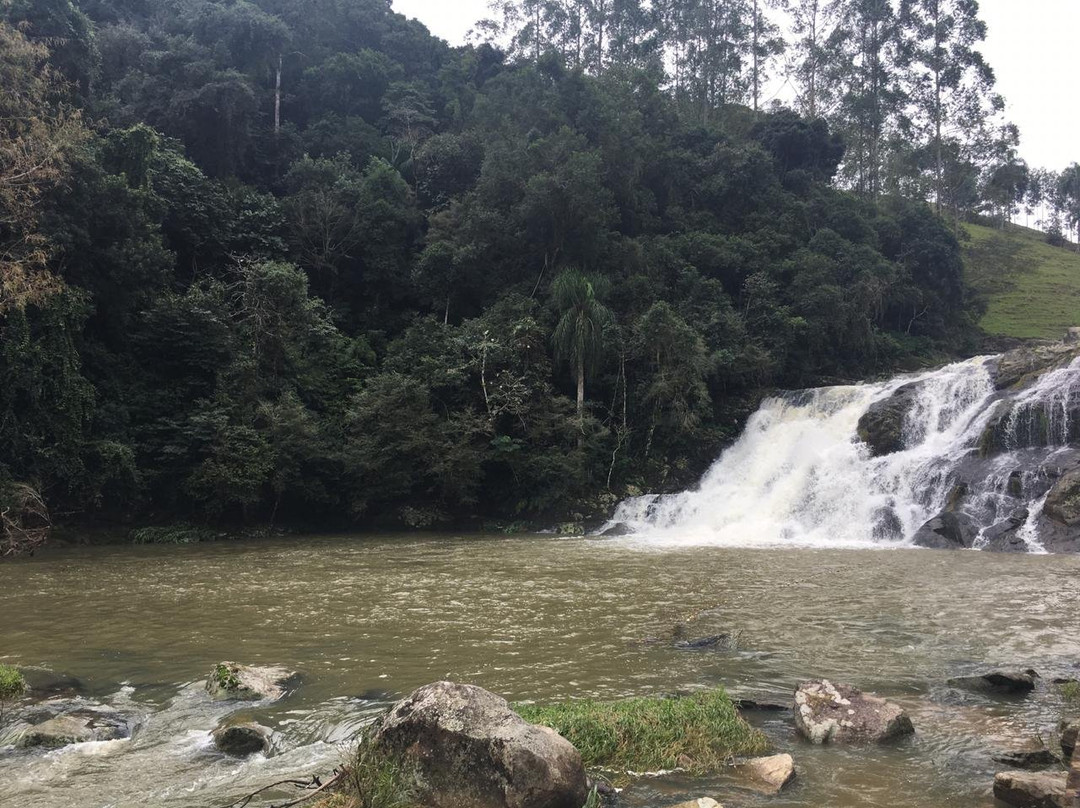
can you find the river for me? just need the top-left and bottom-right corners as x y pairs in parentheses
(1, 533), (1078, 807)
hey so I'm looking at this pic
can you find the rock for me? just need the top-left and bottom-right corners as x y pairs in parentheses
(367, 681), (588, 808)
(205, 662), (298, 702)
(993, 770), (1069, 808)
(1043, 470), (1080, 528)
(993, 747), (1061, 770)
(19, 668), (82, 699)
(733, 753), (796, 794)
(857, 383), (920, 457)
(19, 709), (130, 748)
(598, 522), (634, 537)
(212, 722), (271, 756)
(1066, 746), (1079, 805)
(1062, 720), (1079, 759)
(981, 509), (1031, 553)
(673, 634), (734, 651)
(948, 669), (1038, 695)
(912, 511), (976, 550)
(732, 698), (789, 712)
(1063, 327), (1080, 345)
(793, 680), (913, 744)
(990, 342), (1080, 391)
(665, 800), (722, 808)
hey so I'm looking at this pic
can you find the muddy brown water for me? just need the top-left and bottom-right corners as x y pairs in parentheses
(1, 534), (1078, 808)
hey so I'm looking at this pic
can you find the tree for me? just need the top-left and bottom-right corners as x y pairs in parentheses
(1059, 164), (1080, 249)
(551, 268), (614, 447)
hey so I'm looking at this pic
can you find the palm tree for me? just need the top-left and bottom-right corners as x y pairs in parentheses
(551, 268), (614, 448)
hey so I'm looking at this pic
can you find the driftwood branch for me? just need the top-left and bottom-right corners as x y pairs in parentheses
(219, 769), (346, 808)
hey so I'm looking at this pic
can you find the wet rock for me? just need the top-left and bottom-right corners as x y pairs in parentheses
(793, 680), (913, 744)
(1008, 471), (1025, 498)
(665, 800), (722, 808)
(1043, 469), (1080, 527)
(212, 721), (271, 756)
(598, 522), (634, 537)
(948, 669), (1038, 695)
(981, 509), (1031, 553)
(871, 507), (904, 541)
(367, 681), (588, 808)
(857, 383), (920, 457)
(19, 668), (82, 699)
(673, 634), (734, 651)
(993, 747), (1061, 770)
(1062, 720), (1078, 759)
(989, 342), (1080, 390)
(205, 662), (298, 702)
(993, 770), (1068, 808)
(732, 753), (796, 794)
(19, 708), (130, 748)
(1067, 746), (1079, 804)
(733, 698), (789, 713)
(912, 511), (976, 550)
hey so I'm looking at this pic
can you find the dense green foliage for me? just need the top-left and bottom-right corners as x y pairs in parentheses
(516, 688), (768, 772)
(0, 0), (988, 535)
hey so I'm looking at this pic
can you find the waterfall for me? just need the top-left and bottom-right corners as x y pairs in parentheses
(606, 355), (1080, 551)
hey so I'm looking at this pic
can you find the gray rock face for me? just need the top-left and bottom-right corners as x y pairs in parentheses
(948, 670), (1038, 695)
(912, 511), (975, 550)
(793, 680), (914, 744)
(1044, 470), (1080, 528)
(19, 708), (130, 748)
(993, 770), (1069, 808)
(857, 383), (921, 457)
(981, 509), (1031, 553)
(990, 342), (1080, 390)
(212, 722), (271, 756)
(367, 681), (588, 808)
(205, 662), (298, 702)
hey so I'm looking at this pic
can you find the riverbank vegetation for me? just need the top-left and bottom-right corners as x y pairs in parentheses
(0, 0), (1075, 543)
(517, 688), (768, 772)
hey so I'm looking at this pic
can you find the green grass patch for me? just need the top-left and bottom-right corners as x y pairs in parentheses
(963, 222), (1080, 340)
(515, 687), (768, 773)
(1061, 680), (1080, 703)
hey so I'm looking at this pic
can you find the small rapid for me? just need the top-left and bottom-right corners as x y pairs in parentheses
(608, 355), (1080, 551)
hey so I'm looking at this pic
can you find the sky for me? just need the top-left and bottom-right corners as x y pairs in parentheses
(391, 0), (1079, 172)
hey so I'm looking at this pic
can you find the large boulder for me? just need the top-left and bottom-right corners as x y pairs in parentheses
(981, 509), (1032, 553)
(793, 680), (913, 744)
(990, 342), (1080, 390)
(993, 770), (1069, 808)
(205, 662), (297, 702)
(212, 721), (271, 756)
(857, 383), (921, 457)
(732, 753), (796, 794)
(912, 511), (976, 550)
(1043, 470), (1080, 528)
(18, 708), (130, 749)
(367, 681), (588, 808)
(948, 670), (1037, 695)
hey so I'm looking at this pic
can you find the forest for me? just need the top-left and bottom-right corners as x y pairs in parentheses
(2, 0), (1080, 543)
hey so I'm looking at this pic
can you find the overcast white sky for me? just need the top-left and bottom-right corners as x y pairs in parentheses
(392, 0), (1079, 171)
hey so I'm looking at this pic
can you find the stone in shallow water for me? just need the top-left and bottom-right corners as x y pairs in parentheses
(993, 747), (1061, 770)
(205, 662), (298, 702)
(733, 753), (796, 794)
(665, 800), (722, 808)
(367, 681), (588, 808)
(993, 770), (1068, 808)
(948, 669), (1038, 695)
(212, 722), (271, 756)
(19, 708), (130, 748)
(1062, 720), (1079, 759)
(793, 680), (913, 744)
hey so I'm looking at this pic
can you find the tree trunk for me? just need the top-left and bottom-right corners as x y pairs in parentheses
(576, 360), (585, 450)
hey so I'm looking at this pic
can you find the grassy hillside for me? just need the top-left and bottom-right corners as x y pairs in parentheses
(963, 222), (1080, 340)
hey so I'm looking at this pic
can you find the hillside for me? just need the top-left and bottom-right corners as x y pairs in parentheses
(963, 222), (1080, 340)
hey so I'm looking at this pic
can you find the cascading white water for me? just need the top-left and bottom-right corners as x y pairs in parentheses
(607, 355), (1080, 550)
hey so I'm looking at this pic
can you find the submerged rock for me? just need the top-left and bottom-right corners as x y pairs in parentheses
(912, 511), (976, 550)
(993, 770), (1068, 808)
(993, 747), (1061, 770)
(666, 800), (722, 808)
(205, 662), (298, 702)
(673, 634), (734, 651)
(212, 721), (271, 756)
(19, 668), (83, 700)
(793, 680), (913, 744)
(732, 753), (796, 794)
(19, 708), (130, 748)
(857, 383), (920, 457)
(948, 669), (1038, 695)
(367, 681), (588, 808)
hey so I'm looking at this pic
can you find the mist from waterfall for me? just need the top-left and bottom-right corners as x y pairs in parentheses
(607, 356), (1080, 551)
